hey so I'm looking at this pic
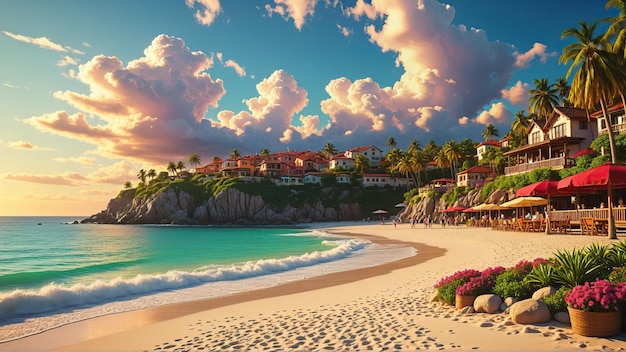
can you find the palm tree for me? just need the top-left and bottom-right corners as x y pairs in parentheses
(554, 77), (571, 106)
(561, 20), (625, 240)
(260, 148), (271, 160)
(176, 160), (186, 173)
(528, 78), (559, 119)
(188, 153), (201, 171)
(124, 181), (132, 189)
(481, 124), (500, 141)
(147, 169), (157, 183)
(230, 149), (241, 160)
(354, 154), (370, 174)
(137, 169), (147, 184)
(394, 153), (417, 189)
(167, 161), (177, 177)
(442, 140), (462, 178)
(506, 110), (531, 148)
(386, 136), (397, 150)
(605, 0), (626, 59)
(385, 148), (404, 178)
(560, 21), (623, 164)
(434, 149), (450, 177)
(422, 140), (441, 161)
(407, 139), (421, 154)
(322, 142), (338, 160)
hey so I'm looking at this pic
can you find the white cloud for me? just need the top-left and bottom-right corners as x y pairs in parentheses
(7, 140), (54, 150)
(186, 0), (222, 26)
(58, 55), (78, 67)
(337, 24), (353, 37)
(501, 80), (529, 106)
(266, 0), (320, 30)
(475, 102), (512, 125)
(3, 31), (84, 54)
(514, 42), (557, 69)
(53, 156), (96, 165)
(3, 81), (28, 89)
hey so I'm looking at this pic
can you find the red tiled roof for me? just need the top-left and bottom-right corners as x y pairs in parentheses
(347, 145), (380, 152)
(457, 166), (492, 174)
(477, 140), (502, 148)
(590, 102), (624, 118)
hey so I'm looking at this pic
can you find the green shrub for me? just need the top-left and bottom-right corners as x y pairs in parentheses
(553, 248), (604, 288)
(525, 264), (557, 287)
(543, 286), (569, 314)
(438, 278), (464, 306)
(492, 278), (536, 300)
(585, 243), (612, 279)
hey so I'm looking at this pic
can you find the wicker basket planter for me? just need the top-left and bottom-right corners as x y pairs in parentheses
(455, 295), (476, 309)
(568, 307), (623, 337)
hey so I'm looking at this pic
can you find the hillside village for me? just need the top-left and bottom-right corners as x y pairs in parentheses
(149, 102), (625, 196)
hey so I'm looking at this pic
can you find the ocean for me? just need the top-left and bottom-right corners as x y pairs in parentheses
(0, 216), (414, 342)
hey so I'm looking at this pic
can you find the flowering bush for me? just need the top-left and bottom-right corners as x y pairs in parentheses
(456, 266), (506, 296)
(434, 269), (481, 289)
(565, 280), (626, 312)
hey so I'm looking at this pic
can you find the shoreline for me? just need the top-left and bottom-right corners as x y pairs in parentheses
(2, 224), (626, 351)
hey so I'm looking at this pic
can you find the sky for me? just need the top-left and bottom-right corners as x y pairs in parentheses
(0, 0), (619, 216)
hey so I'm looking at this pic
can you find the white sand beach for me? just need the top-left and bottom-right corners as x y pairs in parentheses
(2, 223), (625, 351)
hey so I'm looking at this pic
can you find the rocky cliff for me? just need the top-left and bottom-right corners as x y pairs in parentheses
(83, 187), (363, 225)
(398, 188), (512, 223)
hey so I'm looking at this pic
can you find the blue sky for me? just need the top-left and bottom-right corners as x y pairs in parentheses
(0, 0), (618, 215)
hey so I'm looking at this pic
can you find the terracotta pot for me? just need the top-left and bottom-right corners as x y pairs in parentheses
(455, 294), (476, 310)
(568, 307), (623, 337)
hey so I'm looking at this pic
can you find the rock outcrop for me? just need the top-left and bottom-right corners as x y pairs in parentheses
(83, 187), (362, 225)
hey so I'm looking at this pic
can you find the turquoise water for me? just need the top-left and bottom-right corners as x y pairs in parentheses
(0, 216), (367, 321)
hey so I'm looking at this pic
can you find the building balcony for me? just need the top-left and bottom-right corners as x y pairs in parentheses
(599, 122), (626, 135)
(504, 157), (575, 176)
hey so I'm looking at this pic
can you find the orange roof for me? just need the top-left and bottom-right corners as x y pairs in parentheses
(477, 140), (502, 148)
(590, 102), (624, 118)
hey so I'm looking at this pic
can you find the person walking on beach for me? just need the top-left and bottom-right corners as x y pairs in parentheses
(441, 216), (446, 228)
(392, 219), (396, 228)
(424, 215), (429, 228)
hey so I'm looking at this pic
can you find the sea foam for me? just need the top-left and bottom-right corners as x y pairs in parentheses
(0, 238), (368, 320)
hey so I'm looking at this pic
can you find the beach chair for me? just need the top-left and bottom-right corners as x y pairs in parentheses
(580, 218), (598, 236)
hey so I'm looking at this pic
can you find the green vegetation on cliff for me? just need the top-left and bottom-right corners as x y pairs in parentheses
(118, 175), (406, 216)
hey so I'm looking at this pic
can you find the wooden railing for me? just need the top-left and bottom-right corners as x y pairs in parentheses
(551, 208), (626, 224)
(505, 157), (575, 176)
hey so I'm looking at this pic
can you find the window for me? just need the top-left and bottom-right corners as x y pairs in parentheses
(579, 120), (588, 130)
(531, 131), (541, 144)
(552, 124), (566, 138)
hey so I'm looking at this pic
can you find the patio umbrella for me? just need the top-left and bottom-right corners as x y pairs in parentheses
(443, 205), (466, 213)
(569, 163), (626, 239)
(501, 196), (548, 208)
(394, 203), (408, 208)
(516, 180), (559, 234)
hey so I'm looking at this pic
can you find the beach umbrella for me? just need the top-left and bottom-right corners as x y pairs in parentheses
(372, 209), (388, 214)
(501, 196), (548, 208)
(430, 178), (456, 184)
(462, 207), (476, 212)
(569, 163), (626, 239)
(394, 203), (408, 208)
(516, 180), (560, 234)
(442, 205), (466, 213)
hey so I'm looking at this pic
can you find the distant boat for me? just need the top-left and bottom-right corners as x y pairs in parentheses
(37, 223), (42, 225)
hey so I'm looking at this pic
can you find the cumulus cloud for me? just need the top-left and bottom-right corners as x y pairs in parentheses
(215, 52), (246, 77)
(266, 0), (320, 30)
(3, 31), (84, 54)
(24, 35), (236, 163)
(217, 69), (319, 145)
(186, 0), (222, 26)
(501, 80), (529, 106)
(474, 102), (512, 125)
(315, 0), (518, 146)
(514, 42), (557, 69)
(2, 172), (87, 186)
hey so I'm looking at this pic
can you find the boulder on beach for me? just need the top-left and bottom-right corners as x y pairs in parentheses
(532, 287), (556, 300)
(473, 294), (502, 314)
(509, 299), (551, 324)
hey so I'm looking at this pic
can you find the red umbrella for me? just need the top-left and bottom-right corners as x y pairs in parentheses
(462, 207), (476, 213)
(443, 205), (466, 213)
(516, 180), (561, 234)
(516, 180), (559, 197)
(569, 163), (626, 238)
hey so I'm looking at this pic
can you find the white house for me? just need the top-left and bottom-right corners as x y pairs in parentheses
(329, 155), (355, 170)
(303, 172), (322, 185)
(344, 145), (383, 165)
(476, 140), (502, 161)
(280, 175), (303, 185)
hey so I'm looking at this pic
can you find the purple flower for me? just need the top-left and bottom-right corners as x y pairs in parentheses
(566, 280), (624, 312)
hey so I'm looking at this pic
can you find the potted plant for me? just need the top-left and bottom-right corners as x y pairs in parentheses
(565, 280), (625, 337)
(455, 266), (505, 309)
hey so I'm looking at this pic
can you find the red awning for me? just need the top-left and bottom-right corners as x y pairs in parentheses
(516, 180), (559, 197)
(443, 205), (466, 213)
